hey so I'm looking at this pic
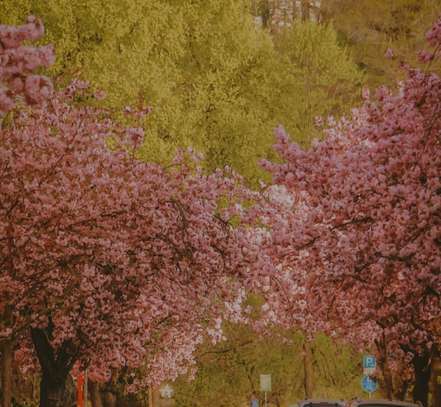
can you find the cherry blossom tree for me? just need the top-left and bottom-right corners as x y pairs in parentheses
(260, 17), (441, 406)
(0, 17), (55, 407)
(0, 74), (262, 406)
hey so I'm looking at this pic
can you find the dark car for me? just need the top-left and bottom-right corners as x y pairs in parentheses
(348, 400), (419, 407)
(296, 400), (346, 407)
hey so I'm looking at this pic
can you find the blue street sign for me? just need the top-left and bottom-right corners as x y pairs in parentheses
(363, 355), (376, 369)
(361, 375), (377, 393)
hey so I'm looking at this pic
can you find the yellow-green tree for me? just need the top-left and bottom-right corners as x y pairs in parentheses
(0, 0), (362, 183)
(272, 21), (363, 145)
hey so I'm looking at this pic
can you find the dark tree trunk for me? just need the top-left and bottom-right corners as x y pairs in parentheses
(0, 339), (13, 407)
(303, 340), (314, 399)
(395, 379), (410, 401)
(101, 391), (116, 407)
(39, 371), (68, 407)
(412, 351), (431, 407)
(31, 327), (77, 407)
(1, 305), (14, 407)
(101, 371), (118, 407)
(89, 381), (103, 407)
(431, 351), (441, 407)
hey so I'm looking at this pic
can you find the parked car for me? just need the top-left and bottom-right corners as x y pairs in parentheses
(296, 400), (346, 407)
(348, 400), (420, 407)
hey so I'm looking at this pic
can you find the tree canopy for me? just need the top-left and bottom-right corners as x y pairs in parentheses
(259, 16), (441, 406)
(0, 0), (362, 183)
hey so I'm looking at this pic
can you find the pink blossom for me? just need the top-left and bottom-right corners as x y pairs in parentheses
(418, 50), (435, 63)
(258, 18), (441, 404)
(0, 86), (262, 389)
(0, 17), (54, 114)
(385, 47), (395, 59)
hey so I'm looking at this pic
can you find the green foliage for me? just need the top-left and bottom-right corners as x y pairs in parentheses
(272, 21), (363, 145)
(311, 334), (363, 400)
(321, 0), (441, 87)
(0, 0), (187, 163)
(174, 325), (364, 407)
(0, 0), (362, 184)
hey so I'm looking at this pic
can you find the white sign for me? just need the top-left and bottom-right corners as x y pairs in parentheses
(363, 355), (376, 375)
(159, 384), (174, 399)
(260, 374), (272, 392)
(363, 367), (376, 375)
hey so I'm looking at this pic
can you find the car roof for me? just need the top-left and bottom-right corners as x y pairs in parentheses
(351, 400), (418, 407)
(298, 400), (345, 406)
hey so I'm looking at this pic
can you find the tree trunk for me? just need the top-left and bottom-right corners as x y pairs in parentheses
(375, 336), (393, 399)
(101, 391), (116, 407)
(89, 381), (103, 407)
(148, 387), (153, 407)
(382, 363), (394, 399)
(39, 371), (69, 407)
(31, 327), (77, 407)
(0, 339), (13, 407)
(152, 387), (160, 407)
(301, 0), (310, 21)
(395, 378), (410, 401)
(412, 351), (431, 407)
(147, 387), (161, 407)
(303, 340), (314, 399)
(101, 369), (118, 407)
(431, 351), (441, 407)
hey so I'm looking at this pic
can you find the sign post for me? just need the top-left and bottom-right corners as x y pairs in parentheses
(76, 372), (84, 407)
(260, 374), (271, 407)
(361, 375), (377, 397)
(84, 369), (88, 406)
(251, 397), (259, 407)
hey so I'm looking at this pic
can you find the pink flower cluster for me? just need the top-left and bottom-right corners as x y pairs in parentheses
(0, 16), (54, 114)
(426, 16), (441, 47)
(418, 16), (441, 63)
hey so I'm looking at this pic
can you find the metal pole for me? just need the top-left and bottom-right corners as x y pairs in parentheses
(265, 391), (267, 407)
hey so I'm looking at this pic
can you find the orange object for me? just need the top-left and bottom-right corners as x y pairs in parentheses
(76, 372), (84, 407)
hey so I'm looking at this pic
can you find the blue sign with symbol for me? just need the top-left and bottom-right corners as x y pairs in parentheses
(363, 355), (376, 369)
(361, 375), (377, 393)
